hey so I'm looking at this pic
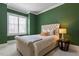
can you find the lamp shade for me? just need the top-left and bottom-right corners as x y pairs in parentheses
(59, 28), (67, 34)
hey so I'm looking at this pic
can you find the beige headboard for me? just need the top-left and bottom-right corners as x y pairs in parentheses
(41, 24), (60, 35)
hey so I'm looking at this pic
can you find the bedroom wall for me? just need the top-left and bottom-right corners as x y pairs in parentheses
(0, 3), (7, 43)
(28, 13), (37, 35)
(37, 3), (79, 45)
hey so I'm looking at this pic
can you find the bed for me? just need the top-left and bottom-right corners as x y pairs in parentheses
(15, 24), (60, 56)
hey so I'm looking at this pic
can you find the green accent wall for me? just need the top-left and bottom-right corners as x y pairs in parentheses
(28, 13), (37, 35)
(37, 3), (79, 45)
(0, 4), (7, 43)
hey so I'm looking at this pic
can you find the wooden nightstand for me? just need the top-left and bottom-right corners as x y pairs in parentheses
(57, 40), (70, 51)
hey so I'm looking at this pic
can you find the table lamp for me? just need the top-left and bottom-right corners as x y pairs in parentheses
(59, 28), (67, 40)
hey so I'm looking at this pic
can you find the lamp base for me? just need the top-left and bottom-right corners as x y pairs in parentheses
(61, 34), (65, 41)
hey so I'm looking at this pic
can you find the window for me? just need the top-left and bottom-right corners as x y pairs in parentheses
(7, 13), (27, 36)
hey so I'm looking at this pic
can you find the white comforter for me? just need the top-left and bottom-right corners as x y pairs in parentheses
(15, 34), (54, 45)
(15, 35), (41, 44)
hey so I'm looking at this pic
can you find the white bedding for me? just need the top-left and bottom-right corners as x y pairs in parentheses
(15, 35), (41, 43)
(15, 35), (56, 45)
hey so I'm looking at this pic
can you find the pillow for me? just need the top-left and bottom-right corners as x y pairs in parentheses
(52, 35), (59, 40)
(40, 32), (49, 36)
(49, 29), (56, 35)
(49, 29), (59, 35)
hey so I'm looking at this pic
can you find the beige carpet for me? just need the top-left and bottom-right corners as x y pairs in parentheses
(0, 40), (79, 56)
(0, 41), (20, 56)
(47, 44), (79, 56)
(47, 48), (79, 56)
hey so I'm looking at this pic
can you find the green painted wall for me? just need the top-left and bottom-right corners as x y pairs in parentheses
(28, 13), (37, 35)
(37, 3), (79, 45)
(0, 4), (7, 43)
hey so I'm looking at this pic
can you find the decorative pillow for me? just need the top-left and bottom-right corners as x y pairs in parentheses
(40, 32), (49, 36)
(52, 35), (59, 40)
(54, 29), (59, 35)
(49, 29), (59, 36)
(49, 30), (54, 35)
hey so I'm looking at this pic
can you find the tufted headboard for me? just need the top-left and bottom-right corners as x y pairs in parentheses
(41, 24), (60, 35)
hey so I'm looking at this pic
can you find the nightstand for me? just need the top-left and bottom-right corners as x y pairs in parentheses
(57, 40), (70, 51)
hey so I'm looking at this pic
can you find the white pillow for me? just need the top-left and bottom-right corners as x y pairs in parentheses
(49, 29), (59, 35)
(49, 30), (55, 35)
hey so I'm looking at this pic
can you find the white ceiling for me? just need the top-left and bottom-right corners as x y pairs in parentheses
(7, 3), (63, 15)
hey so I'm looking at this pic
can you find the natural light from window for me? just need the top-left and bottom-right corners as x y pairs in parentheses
(7, 13), (27, 36)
